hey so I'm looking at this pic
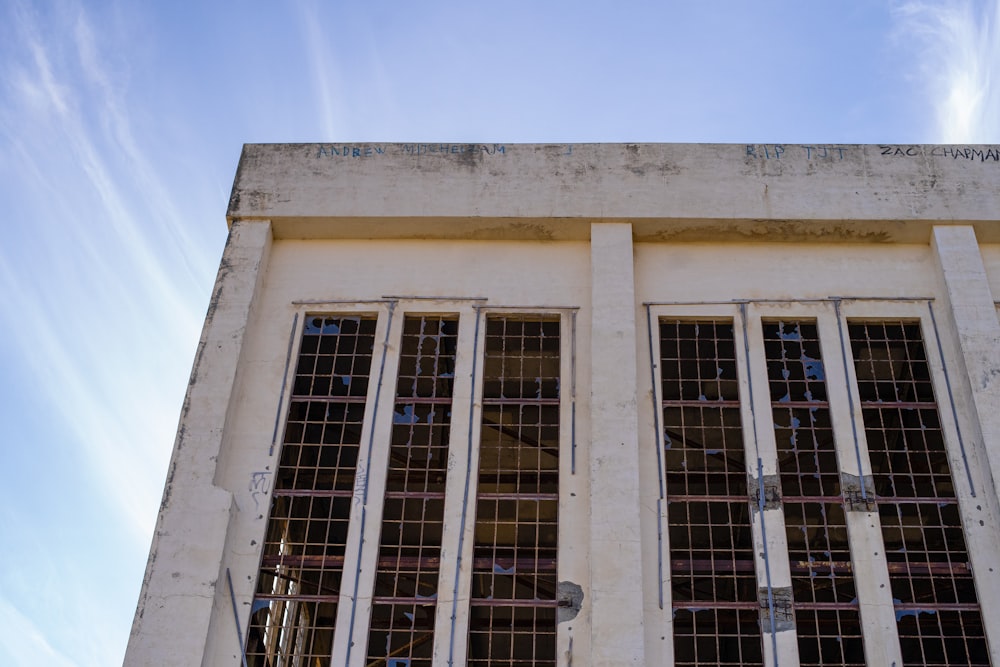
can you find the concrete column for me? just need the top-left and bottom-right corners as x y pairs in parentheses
(124, 220), (272, 667)
(589, 223), (645, 666)
(931, 227), (1000, 508)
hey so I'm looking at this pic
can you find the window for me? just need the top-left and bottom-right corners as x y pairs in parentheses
(849, 321), (987, 666)
(660, 320), (762, 666)
(247, 309), (565, 667)
(247, 316), (377, 666)
(469, 316), (561, 666)
(653, 303), (989, 667)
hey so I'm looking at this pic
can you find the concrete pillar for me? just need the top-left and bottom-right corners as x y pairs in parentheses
(931, 226), (1000, 508)
(588, 223), (645, 666)
(124, 220), (272, 667)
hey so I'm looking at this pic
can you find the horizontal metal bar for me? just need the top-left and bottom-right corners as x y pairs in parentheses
(289, 394), (368, 403)
(476, 492), (559, 500)
(392, 396), (458, 404)
(662, 399), (742, 407)
(371, 596), (441, 605)
(770, 401), (830, 408)
(671, 559), (758, 573)
(645, 297), (935, 306)
(271, 489), (354, 497)
(670, 601), (759, 610)
(860, 401), (937, 408)
(469, 598), (559, 608)
(482, 397), (561, 405)
(383, 490), (448, 500)
(666, 495), (752, 502)
(381, 295), (487, 301)
(253, 593), (342, 603)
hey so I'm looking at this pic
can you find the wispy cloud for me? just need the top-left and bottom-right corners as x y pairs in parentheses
(298, 1), (349, 139)
(0, 0), (206, 535)
(893, 0), (1000, 142)
(0, 598), (78, 667)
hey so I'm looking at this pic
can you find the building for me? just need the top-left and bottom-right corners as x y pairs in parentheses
(125, 143), (1000, 666)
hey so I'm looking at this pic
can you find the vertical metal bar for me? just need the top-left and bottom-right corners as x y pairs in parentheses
(656, 497), (664, 610)
(645, 305), (665, 499)
(270, 312), (299, 456)
(449, 306), (483, 666)
(833, 300), (868, 501)
(645, 306), (666, 610)
(571, 310), (577, 475)
(226, 568), (250, 667)
(757, 458), (779, 667)
(927, 301), (977, 497)
(345, 301), (396, 666)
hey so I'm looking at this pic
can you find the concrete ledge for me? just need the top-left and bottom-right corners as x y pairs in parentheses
(229, 143), (1000, 242)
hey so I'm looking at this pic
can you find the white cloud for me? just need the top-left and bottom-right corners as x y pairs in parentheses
(893, 0), (1000, 142)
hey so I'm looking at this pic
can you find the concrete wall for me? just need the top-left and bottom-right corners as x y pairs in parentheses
(126, 144), (1000, 666)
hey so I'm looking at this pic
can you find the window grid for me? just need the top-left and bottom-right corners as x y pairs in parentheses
(763, 321), (865, 667)
(247, 316), (378, 667)
(366, 316), (459, 667)
(469, 316), (560, 667)
(660, 320), (762, 667)
(850, 321), (988, 666)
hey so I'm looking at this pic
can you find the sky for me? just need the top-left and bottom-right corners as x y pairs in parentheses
(0, 1), (998, 665)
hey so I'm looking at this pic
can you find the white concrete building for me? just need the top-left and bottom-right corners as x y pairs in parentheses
(126, 143), (1000, 667)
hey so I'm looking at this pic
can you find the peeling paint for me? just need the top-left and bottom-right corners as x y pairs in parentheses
(557, 581), (584, 623)
(751, 474), (782, 510)
(841, 472), (876, 512)
(758, 586), (795, 633)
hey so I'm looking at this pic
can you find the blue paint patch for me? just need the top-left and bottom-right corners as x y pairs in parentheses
(493, 562), (515, 574)
(896, 608), (937, 620)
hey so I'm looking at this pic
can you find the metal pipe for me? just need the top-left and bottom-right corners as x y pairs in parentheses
(226, 568), (249, 667)
(449, 306), (483, 666)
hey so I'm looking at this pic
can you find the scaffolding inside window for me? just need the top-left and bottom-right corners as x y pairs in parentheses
(365, 316), (459, 667)
(660, 320), (762, 667)
(763, 321), (865, 666)
(849, 321), (988, 667)
(468, 316), (560, 667)
(246, 316), (377, 666)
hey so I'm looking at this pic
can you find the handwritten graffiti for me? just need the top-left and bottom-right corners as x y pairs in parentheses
(316, 143), (507, 159)
(316, 145), (387, 158)
(353, 462), (367, 505)
(879, 145), (1000, 163)
(249, 471), (272, 511)
(401, 143), (505, 156)
(746, 144), (847, 160)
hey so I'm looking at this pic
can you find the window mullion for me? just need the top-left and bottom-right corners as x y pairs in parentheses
(817, 309), (902, 667)
(739, 306), (799, 667)
(335, 303), (405, 667)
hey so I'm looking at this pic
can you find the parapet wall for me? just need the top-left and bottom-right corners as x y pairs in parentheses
(229, 143), (1000, 242)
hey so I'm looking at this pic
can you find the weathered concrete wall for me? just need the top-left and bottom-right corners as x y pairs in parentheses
(229, 143), (1000, 242)
(130, 144), (1000, 667)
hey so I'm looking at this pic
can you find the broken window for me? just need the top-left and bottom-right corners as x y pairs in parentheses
(468, 316), (560, 667)
(365, 316), (458, 667)
(246, 316), (377, 666)
(660, 320), (763, 667)
(850, 321), (988, 667)
(763, 321), (865, 666)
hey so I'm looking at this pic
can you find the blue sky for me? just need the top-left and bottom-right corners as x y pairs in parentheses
(1, 1), (998, 664)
